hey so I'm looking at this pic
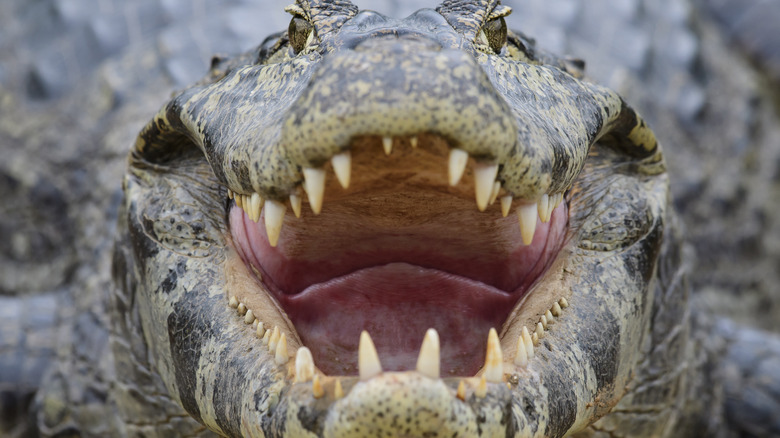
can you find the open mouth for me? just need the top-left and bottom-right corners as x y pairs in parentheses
(228, 134), (568, 377)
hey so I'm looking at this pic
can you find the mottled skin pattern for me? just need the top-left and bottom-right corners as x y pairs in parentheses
(1, 0), (780, 437)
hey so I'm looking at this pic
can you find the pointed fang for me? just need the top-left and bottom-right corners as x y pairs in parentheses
(522, 326), (534, 359)
(448, 148), (468, 186)
(269, 326), (280, 352)
(514, 335), (528, 367)
(275, 333), (288, 365)
(264, 200), (286, 247)
(489, 181), (501, 205)
(483, 328), (503, 383)
(410, 136), (418, 148)
(359, 331), (382, 380)
(382, 136), (393, 155)
(500, 196), (513, 217)
(416, 328), (440, 379)
(312, 374), (324, 399)
(334, 379), (344, 399)
(545, 310), (554, 324)
(290, 194), (302, 218)
(552, 302), (563, 317)
(302, 168), (326, 214)
(538, 194), (549, 223)
(331, 151), (351, 189)
(250, 193), (263, 223)
(295, 347), (315, 382)
(517, 203), (538, 245)
(474, 163), (498, 212)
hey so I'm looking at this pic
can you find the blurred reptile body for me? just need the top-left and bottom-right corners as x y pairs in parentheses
(1, 0), (780, 437)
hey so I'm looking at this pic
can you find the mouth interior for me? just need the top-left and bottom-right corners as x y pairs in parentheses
(229, 136), (567, 376)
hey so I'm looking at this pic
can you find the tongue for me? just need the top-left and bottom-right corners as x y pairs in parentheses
(279, 263), (514, 376)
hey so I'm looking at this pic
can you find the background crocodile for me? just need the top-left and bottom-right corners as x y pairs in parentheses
(1, 0), (779, 437)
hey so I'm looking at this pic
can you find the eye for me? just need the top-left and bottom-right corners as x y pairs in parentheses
(288, 16), (314, 54)
(483, 16), (507, 54)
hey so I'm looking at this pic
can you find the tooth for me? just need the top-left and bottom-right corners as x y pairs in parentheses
(290, 194), (302, 218)
(474, 163), (499, 211)
(228, 189), (234, 199)
(334, 379), (344, 399)
(483, 328), (503, 382)
(228, 296), (239, 309)
(500, 196), (512, 217)
(269, 326), (280, 352)
(475, 375), (487, 398)
(358, 331), (382, 380)
(456, 380), (467, 400)
(295, 347), (315, 382)
(312, 374), (324, 398)
(250, 193), (263, 222)
(448, 148), (468, 186)
(235, 194), (243, 208)
(275, 333), (288, 365)
(540, 314), (548, 330)
(545, 310), (554, 324)
(554, 193), (563, 208)
(535, 322), (545, 339)
(416, 328), (440, 379)
(382, 136), (393, 155)
(262, 329), (271, 345)
(237, 303), (247, 316)
(256, 322), (265, 337)
(552, 302), (563, 317)
(244, 309), (255, 324)
(302, 168), (326, 214)
(514, 335), (528, 367)
(410, 136), (418, 148)
(517, 203), (538, 245)
(538, 194), (549, 223)
(331, 151), (351, 189)
(522, 326), (534, 359)
(559, 297), (569, 308)
(489, 181), (501, 205)
(532, 332), (539, 345)
(264, 200), (286, 247)
(547, 195), (556, 221)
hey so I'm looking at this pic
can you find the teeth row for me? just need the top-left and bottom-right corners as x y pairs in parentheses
(227, 142), (567, 248)
(514, 296), (569, 367)
(229, 296), (289, 365)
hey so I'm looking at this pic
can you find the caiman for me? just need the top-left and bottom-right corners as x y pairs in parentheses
(1, 0), (780, 437)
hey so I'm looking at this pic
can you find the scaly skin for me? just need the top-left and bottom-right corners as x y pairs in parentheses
(113, 1), (706, 436)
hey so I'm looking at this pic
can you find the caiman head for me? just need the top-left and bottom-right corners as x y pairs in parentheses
(115, 0), (672, 436)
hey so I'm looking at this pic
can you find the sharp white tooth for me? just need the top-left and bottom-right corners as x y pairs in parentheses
(535, 322), (545, 339)
(237, 303), (247, 316)
(475, 375), (487, 398)
(540, 314), (548, 330)
(559, 297), (569, 308)
(228, 296), (239, 309)
(448, 148), (468, 186)
(256, 321), (265, 337)
(514, 335), (528, 367)
(252, 193), (264, 222)
(302, 168), (326, 214)
(410, 136), (418, 148)
(552, 302), (563, 317)
(416, 328), (440, 379)
(522, 326), (534, 359)
(290, 194), (302, 218)
(456, 380), (467, 400)
(312, 374), (324, 398)
(358, 331), (382, 380)
(483, 328), (503, 382)
(538, 194), (549, 223)
(275, 333), (288, 365)
(269, 326), (280, 352)
(532, 332), (539, 345)
(264, 200), (286, 247)
(334, 379), (344, 399)
(262, 328), (271, 345)
(295, 347), (315, 382)
(244, 309), (255, 324)
(545, 310), (554, 324)
(517, 203), (538, 245)
(331, 151), (351, 189)
(489, 181), (501, 205)
(228, 189), (234, 199)
(474, 163), (499, 211)
(500, 195), (513, 217)
(382, 136), (393, 155)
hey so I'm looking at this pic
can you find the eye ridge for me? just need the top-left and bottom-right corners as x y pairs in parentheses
(288, 16), (314, 55)
(483, 16), (508, 54)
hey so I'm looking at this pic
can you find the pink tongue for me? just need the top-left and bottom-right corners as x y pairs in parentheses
(279, 263), (514, 376)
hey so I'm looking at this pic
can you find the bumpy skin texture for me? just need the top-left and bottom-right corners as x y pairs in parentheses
(1, 0), (780, 437)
